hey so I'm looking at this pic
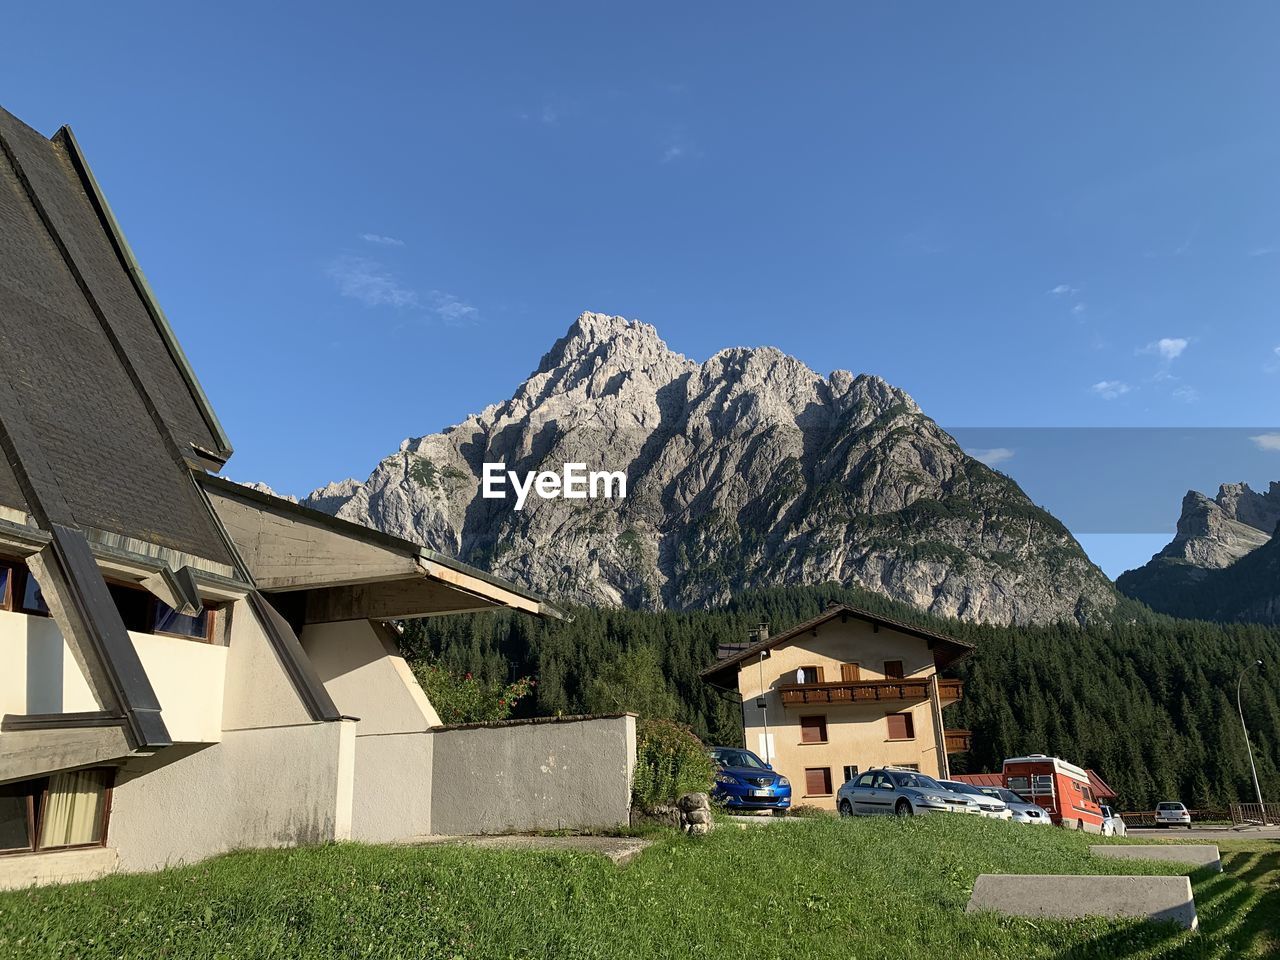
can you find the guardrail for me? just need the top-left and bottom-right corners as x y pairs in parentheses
(1116, 809), (1229, 827)
(1229, 802), (1280, 826)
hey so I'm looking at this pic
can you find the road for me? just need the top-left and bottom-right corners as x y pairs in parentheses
(1126, 826), (1280, 841)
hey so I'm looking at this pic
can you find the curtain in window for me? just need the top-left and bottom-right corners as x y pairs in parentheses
(39, 770), (107, 848)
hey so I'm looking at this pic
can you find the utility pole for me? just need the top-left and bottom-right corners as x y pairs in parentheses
(1237, 660), (1265, 820)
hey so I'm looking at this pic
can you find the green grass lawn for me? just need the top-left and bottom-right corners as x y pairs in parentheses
(0, 817), (1274, 959)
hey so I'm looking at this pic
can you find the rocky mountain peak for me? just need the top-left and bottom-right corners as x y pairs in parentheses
(299, 311), (1114, 625)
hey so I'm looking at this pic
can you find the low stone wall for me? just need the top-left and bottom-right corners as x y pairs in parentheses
(429, 714), (636, 836)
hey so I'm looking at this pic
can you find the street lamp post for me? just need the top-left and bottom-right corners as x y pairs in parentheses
(1237, 660), (1265, 819)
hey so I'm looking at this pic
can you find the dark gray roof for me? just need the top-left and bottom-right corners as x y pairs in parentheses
(0, 106), (233, 564)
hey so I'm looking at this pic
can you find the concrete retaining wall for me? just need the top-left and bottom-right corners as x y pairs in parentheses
(109, 720), (353, 872)
(1092, 844), (1222, 872)
(430, 714), (636, 836)
(966, 874), (1198, 930)
(352, 731), (434, 842)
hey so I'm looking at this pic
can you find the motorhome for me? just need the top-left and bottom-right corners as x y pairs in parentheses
(1002, 755), (1105, 832)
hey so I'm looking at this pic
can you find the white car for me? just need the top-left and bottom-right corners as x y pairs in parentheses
(1100, 805), (1127, 837)
(1155, 801), (1191, 828)
(938, 780), (1014, 821)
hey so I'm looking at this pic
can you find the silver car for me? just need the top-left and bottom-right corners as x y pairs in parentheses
(938, 780), (1014, 821)
(838, 768), (980, 817)
(1155, 801), (1191, 828)
(974, 786), (1051, 825)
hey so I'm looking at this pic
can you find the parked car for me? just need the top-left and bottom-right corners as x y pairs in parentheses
(973, 786), (1052, 825)
(708, 747), (791, 813)
(1155, 801), (1192, 829)
(837, 767), (980, 817)
(1100, 804), (1127, 837)
(938, 780), (1015, 821)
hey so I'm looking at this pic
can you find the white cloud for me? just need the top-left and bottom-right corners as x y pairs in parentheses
(360, 233), (405, 247)
(967, 447), (1015, 467)
(1072, 302), (1087, 315)
(429, 291), (479, 326)
(1049, 283), (1078, 296)
(661, 144), (687, 163)
(327, 255), (418, 308)
(1249, 246), (1280, 257)
(1172, 384), (1199, 404)
(1250, 433), (1280, 452)
(1140, 337), (1189, 361)
(1091, 380), (1131, 400)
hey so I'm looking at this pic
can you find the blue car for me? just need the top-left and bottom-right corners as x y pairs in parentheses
(709, 746), (791, 813)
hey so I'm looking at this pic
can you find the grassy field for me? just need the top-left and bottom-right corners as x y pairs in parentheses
(0, 817), (1274, 959)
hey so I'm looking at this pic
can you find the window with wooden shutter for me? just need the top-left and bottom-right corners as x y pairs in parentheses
(886, 712), (915, 740)
(797, 665), (823, 684)
(840, 662), (860, 682)
(799, 715), (827, 743)
(804, 767), (832, 796)
(884, 660), (904, 679)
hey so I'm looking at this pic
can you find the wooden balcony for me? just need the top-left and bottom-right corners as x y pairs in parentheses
(778, 678), (963, 707)
(944, 728), (972, 753)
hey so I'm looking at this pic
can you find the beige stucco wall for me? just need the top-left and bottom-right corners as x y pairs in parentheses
(351, 732), (434, 842)
(108, 720), (350, 872)
(430, 715), (636, 836)
(300, 620), (439, 733)
(0, 846), (119, 891)
(221, 598), (313, 730)
(0, 610), (226, 743)
(0, 609), (102, 715)
(736, 619), (946, 808)
(129, 632), (227, 743)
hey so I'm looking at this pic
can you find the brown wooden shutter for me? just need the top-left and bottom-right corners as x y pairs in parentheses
(886, 712), (915, 740)
(800, 716), (827, 743)
(884, 660), (904, 679)
(814, 665), (825, 683)
(840, 662), (860, 682)
(804, 767), (832, 795)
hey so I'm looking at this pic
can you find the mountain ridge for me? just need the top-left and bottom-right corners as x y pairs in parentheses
(298, 312), (1116, 625)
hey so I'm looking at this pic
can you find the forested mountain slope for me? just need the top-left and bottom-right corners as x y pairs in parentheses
(401, 585), (1280, 809)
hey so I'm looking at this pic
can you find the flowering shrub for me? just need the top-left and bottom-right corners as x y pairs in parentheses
(631, 717), (715, 810)
(412, 660), (534, 724)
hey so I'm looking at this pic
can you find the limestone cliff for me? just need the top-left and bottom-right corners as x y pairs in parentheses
(302, 312), (1116, 625)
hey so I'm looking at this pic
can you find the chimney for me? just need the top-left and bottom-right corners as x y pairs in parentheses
(754, 619), (769, 642)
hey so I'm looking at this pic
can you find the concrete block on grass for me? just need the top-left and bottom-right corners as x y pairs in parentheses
(1091, 844), (1221, 873)
(966, 875), (1198, 931)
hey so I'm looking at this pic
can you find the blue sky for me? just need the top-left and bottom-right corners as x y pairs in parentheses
(4, 3), (1278, 577)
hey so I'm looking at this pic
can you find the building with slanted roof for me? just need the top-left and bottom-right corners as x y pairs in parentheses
(701, 603), (973, 807)
(0, 106), (634, 888)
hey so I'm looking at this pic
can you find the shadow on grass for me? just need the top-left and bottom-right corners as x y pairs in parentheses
(1054, 844), (1280, 959)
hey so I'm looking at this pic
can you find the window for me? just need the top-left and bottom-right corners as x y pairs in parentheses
(804, 767), (832, 796)
(799, 715), (828, 743)
(840, 662), (860, 682)
(883, 660), (904, 680)
(3, 563), (217, 642)
(153, 601), (213, 641)
(855, 772), (875, 788)
(20, 569), (49, 616)
(796, 665), (822, 684)
(0, 769), (112, 856)
(842, 765), (859, 784)
(886, 712), (915, 740)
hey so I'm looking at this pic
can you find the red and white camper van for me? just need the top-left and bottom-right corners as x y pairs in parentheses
(1002, 755), (1105, 832)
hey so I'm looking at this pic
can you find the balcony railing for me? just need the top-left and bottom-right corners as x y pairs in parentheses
(778, 678), (963, 707)
(944, 728), (972, 753)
